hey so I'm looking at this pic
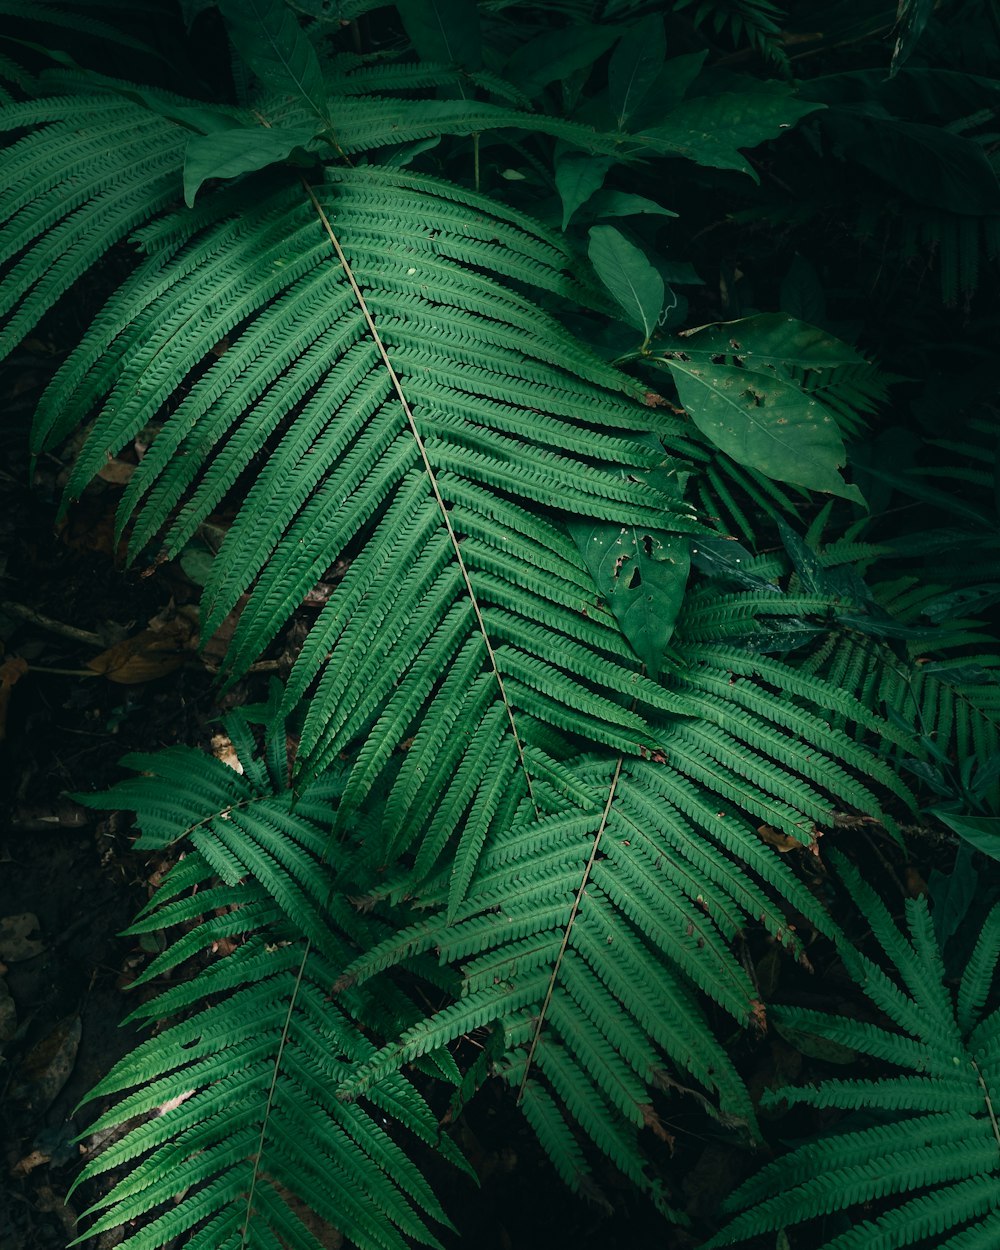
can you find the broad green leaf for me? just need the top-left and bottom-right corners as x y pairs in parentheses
(555, 151), (612, 230)
(326, 97), (667, 159)
(183, 126), (317, 205)
(219, 0), (328, 120)
(179, 545), (215, 587)
(639, 92), (823, 179)
(932, 811), (1000, 864)
(628, 52), (707, 129)
(588, 225), (664, 342)
(573, 520), (689, 677)
(930, 844), (979, 950)
(665, 360), (864, 503)
(179, 0), (214, 28)
(395, 0), (482, 71)
(587, 190), (677, 220)
(609, 13), (666, 129)
(503, 24), (618, 100)
(18, 54), (245, 135)
(671, 314), (866, 377)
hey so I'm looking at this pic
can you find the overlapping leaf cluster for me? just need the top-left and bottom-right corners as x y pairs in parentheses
(1, 1), (998, 1248)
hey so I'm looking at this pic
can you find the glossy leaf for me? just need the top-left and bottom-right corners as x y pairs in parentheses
(555, 150), (612, 230)
(183, 125), (317, 205)
(609, 13), (666, 129)
(890, 0), (937, 78)
(588, 225), (664, 342)
(219, 0), (328, 119)
(573, 518), (690, 676)
(395, 0), (482, 71)
(666, 360), (864, 504)
(587, 190), (677, 220)
(640, 91), (823, 179)
(932, 811), (1000, 863)
(502, 23), (618, 100)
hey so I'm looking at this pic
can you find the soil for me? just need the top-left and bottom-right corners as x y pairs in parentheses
(0, 338), (224, 1247)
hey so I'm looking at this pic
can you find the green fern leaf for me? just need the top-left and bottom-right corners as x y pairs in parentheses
(711, 853), (1000, 1250)
(73, 721), (465, 1250)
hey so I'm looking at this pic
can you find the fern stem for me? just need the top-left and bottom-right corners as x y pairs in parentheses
(973, 1059), (1000, 1153)
(516, 754), (624, 1104)
(241, 937), (313, 1248)
(301, 180), (539, 815)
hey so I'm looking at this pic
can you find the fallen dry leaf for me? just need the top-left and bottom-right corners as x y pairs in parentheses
(0, 912), (44, 962)
(0, 978), (16, 1042)
(756, 824), (806, 853)
(96, 456), (135, 485)
(11, 1014), (81, 1113)
(87, 625), (190, 683)
(12, 1148), (49, 1177)
(0, 654), (28, 741)
(210, 733), (244, 774)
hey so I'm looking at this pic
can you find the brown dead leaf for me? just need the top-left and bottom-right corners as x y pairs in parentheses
(96, 456), (135, 485)
(11, 1014), (81, 1112)
(0, 654), (28, 741)
(905, 865), (929, 898)
(87, 614), (194, 684)
(0, 912), (44, 962)
(146, 602), (198, 637)
(200, 593), (248, 665)
(756, 824), (806, 853)
(32, 1185), (78, 1239)
(210, 733), (244, 773)
(12, 1149), (49, 1177)
(640, 1103), (675, 1150)
(57, 498), (122, 557)
(274, 1183), (343, 1248)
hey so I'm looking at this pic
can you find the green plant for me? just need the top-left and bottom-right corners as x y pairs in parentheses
(710, 854), (1000, 1250)
(1, 1), (999, 1247)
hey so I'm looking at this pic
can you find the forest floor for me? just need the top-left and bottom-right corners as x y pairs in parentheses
(0, 333), (235, 1248)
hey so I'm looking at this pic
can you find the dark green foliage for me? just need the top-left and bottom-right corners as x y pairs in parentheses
(73, 701), (471, 1250)
(711, 855), (1000, 1250)
(1, 0), (998, 1247)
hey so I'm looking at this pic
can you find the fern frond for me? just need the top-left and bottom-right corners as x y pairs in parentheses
(73, 723), (464, 1250)
(22, 142), (707, 890)
(711, 853), (1000, 1249)
(672, 0), (789, 66)
(0, 98), (185, 357)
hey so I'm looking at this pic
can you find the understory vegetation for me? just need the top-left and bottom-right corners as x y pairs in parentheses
(1, 0), (999, 1246)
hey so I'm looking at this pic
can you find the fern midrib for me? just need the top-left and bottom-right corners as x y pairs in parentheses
(299, 178), (540, 818)
(515, 755), (625, 1102)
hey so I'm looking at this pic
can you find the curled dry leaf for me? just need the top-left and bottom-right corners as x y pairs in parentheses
(87, 629), (187, 682)
(756, 823), (806, 853)
(87, 610), (198, 684)
(12, 1148), (50, 1177)
(210, 732), (244, 773)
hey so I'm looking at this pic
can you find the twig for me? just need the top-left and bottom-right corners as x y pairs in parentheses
(1, 600), (105, 647)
